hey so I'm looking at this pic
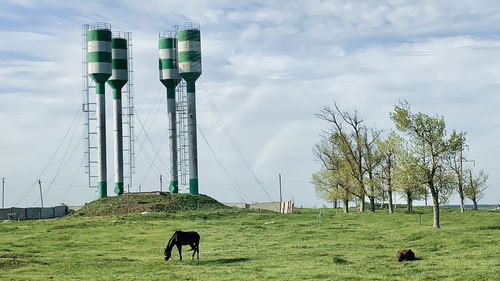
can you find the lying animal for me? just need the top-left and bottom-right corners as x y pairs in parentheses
(164, 230), (200, 261)
(396, 249), (415, 262)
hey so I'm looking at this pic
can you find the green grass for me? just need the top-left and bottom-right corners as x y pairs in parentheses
(0, 206), (499, 280)
(74, 193), (228, 216)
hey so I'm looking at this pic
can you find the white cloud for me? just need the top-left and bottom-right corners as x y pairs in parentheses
(0, 0), (499, 207)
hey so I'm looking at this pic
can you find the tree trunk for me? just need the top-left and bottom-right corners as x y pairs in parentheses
(457, 173), (465, 213)
(381, 190), (385, 207)
(406, 192), (413, 212)
(343, 199), (349, 213)
(333, 200), (338, 209)
(388, 176), (394, 213)
(459, 192), (465, 213)
(359, 196), (365, 212)
(369, 196), (376, 212)
(472, 198), (478, 210)
(388, 189), (394, 213)
(424, 187), (427, 207)
(431, 187), (440, 228)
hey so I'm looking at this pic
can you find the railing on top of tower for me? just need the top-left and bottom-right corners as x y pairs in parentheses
(112, 31), (129, 39)
(175, 22), (200, 31)
(89, 22), (111, 30)
(158, 31), (177, 38)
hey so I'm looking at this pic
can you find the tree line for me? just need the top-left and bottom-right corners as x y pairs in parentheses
(312, 101), (488, 228)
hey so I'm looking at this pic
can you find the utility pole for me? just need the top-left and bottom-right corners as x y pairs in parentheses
(160, 175), (163, 192)
(2, 178), (5, 208)
(279, 173), (282, 214)
(38, 179), (44, 208)
(279, 174), (282, 202)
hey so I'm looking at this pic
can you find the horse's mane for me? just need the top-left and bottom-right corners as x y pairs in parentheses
(166, 231), (180, 252)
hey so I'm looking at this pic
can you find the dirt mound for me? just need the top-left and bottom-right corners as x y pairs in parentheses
(74, 193), (228, 216)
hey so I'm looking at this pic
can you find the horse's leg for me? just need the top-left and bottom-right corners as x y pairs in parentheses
(196, 242), (199, 260)
(177, 244), (182, 261)
(188, 243), (195, 260)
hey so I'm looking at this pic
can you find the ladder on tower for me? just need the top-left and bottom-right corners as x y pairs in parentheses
(121, 32), (136, 191)
(82, 24), (135, 191)
(176, 80), (189, 192)
(82, 24), (98, 189)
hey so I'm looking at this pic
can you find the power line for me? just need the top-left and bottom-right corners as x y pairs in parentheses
(198, 126), (249, 202)
(469, 123), (500, 141)
(61, 156), (86, 202)
(135, 112), (169, 186)
(134, 85), (164, 144)
(14, 105), (82, 206)
(138, 127), (170, 186)
(134, 86), (170, 174)
(39, 130), (85, 203)
(199, 78), (277, 206)
(40, 111), (84, 200)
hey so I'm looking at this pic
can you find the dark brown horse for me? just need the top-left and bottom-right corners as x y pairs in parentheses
(396, 249), (415, 262)
(164, 231), (200, 261)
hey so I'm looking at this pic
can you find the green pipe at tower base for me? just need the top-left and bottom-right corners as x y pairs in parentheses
(169, 180), (178, 193)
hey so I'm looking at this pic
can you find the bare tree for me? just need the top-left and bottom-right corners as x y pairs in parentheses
(315, 102), (371, 212)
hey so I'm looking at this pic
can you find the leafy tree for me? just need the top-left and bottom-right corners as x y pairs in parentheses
(390, 101), (457, 228)
(445, 131), (467, 212)
(378, 131), (403, 213)
(312, 168), (354, 213)
(393, 146), (426, 212)
(464, 169), (488, 210)
(435, 167), (456, 205)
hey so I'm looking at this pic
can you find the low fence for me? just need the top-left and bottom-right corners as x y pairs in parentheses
(0, 206), (68, 221)
(223, 201), (294, 214)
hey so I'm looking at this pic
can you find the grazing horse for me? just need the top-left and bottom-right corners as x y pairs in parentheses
(164, 231), (200, 261)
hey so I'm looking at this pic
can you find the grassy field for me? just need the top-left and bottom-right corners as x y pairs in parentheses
(0, 200), (499, 280)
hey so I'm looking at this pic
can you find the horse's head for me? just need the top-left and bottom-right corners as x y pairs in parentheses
(164, 247), (171, 261)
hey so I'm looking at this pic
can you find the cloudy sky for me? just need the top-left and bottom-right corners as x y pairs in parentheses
(0, 0), (499, 208)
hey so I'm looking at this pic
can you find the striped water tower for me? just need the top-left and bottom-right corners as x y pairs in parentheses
(177, 22), (202, 195)
(88, 23), (112, 198)
(158, 32), (180, 194)
(108, 33), (128, 196)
